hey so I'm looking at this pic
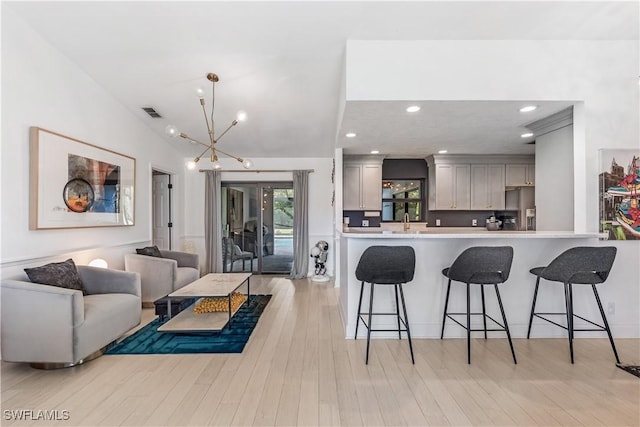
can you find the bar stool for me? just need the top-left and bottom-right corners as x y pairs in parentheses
(354, 246), (415, 364)
(440, 246), (516, 364)
(527, 246), (619, 364)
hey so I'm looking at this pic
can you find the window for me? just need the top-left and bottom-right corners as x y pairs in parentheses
(382, 179), (425, 221)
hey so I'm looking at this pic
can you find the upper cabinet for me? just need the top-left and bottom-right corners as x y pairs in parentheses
(432, 163), (470, 210)
(427, 155), (532, 211)
(506, 163), (535, 186)
(343, 156), (383, 210)
(470, 164), (506, 210)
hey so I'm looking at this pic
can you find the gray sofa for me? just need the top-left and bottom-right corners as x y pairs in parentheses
(1, 266), (141, 367)
(124, 249), (200, 305)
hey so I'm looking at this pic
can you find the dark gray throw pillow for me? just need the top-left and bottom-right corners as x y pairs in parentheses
(136, 246), (162, 257)
(24, 258), (86, 294)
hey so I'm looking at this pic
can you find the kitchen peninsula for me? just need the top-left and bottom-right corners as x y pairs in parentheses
(338, 227), (601, 340)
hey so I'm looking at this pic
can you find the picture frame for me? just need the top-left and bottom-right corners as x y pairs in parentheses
(30, 127), (136, 229)
(598, 148), (639, 240)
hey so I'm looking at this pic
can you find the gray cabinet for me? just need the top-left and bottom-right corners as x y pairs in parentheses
(470, 164), (506, 210)
(343, 157), (383, 210)
(506, 163), (535, 186)
(428, 154), (532, 211)
(432, 164), (470, 210)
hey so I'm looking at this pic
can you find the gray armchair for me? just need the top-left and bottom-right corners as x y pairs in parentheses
(1, 266), (141, 367)
(124, 249), (200, 305)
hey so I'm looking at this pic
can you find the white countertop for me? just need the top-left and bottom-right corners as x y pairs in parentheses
(339, 227), (602, 239)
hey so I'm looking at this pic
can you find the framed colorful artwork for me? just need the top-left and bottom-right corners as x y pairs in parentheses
(29, 127), (136, 229)
(598, 149), (639, 240)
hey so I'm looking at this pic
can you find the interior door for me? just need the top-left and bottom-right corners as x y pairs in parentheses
(152, 173), (171, 249)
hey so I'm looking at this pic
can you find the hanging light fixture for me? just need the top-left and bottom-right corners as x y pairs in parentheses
(165, 72), (252, 169)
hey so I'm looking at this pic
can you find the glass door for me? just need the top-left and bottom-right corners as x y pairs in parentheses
(261, 184), (294, 274)
(221, 182), (293, 274)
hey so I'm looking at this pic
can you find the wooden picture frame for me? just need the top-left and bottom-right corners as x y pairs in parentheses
(30, 127), (136, 229)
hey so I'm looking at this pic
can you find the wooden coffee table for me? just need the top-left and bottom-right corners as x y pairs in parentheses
(157, 272), (251, 333)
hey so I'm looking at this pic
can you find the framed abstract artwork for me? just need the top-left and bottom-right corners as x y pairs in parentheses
(29, 127), (136, 229)
(598, 149), (639, 240)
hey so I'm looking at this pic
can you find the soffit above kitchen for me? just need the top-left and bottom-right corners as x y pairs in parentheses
(338, 100), (576, 157)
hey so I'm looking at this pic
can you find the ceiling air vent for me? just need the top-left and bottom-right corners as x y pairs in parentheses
(142, 107), (162, 118)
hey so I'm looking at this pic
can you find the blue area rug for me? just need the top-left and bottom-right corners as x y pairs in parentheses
(106, 294), (271, 355)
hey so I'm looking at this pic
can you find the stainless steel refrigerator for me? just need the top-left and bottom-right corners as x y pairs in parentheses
(505, 187), (535, 230)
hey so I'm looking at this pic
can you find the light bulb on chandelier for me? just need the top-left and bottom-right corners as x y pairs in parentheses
(165, 72), (251, 170)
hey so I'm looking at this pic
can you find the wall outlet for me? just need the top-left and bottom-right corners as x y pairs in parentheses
(362, 219), (369, 227)
(472, 219), (478, 226)
(607, 302), (615, 315)
(436, 219), (441, 226)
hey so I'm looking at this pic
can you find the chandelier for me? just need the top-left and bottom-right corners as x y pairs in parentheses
(165, 72), (252, 169)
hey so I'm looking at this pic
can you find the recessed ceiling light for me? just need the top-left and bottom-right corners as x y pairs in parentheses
(521, 132), (534, 138)
(520, 105), (537, 113)
(371, 150), (380, 154)
(438, 150), (448, 154)
(345, 132), (356, 138)
(406, 106), (421, 113)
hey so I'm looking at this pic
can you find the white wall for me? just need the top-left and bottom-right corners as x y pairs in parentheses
(1, 7), (186, 277)
(346, 39), (639, 232)
(182, 156), (335, 276)
(343, 39), (639, 337)
(535, 125), (574, 231)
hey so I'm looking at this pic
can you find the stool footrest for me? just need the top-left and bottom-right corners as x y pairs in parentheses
(533, 313), (607, 331)
(445, 313), (504, 329)
(358, 315), (409, 329)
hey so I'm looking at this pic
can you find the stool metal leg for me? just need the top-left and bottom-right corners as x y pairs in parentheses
(394, 284), (402, 340)
(527, 276), (541, 339)
(592, 285), (621, 364)
(440, 279), (452, 339)
(398, 283), (415, 364)
(467, 283), (471, 364)
(564, 282), (575, 364)
(354, 281), (365, 339)
(494, 284), (517, 364)
(365, 282), (375, 364)
(481, 285), (488, 339)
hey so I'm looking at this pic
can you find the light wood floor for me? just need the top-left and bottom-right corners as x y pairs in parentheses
(2, 276), (639, 426)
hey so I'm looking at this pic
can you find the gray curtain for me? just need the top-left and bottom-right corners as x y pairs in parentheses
(290, 170), (310, 279)
(204, 170), (223, 273)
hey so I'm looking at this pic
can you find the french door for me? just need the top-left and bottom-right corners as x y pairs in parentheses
(221, 182), (293, 274)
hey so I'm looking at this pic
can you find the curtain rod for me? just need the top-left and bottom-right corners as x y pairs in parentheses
(198, 169), (314, 173)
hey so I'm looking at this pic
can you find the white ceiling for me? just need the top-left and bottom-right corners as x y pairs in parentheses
(5, 1), (638, 160)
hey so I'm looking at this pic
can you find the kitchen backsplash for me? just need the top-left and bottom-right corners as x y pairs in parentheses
(342, 210), (382, 227)
(343, 209), (521, 228)
(426, 210), (509, 227)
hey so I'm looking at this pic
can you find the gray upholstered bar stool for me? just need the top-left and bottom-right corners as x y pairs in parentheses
(354, 246), (416, 364)
(440, 246), (516, 364)
(527, 246), (619, 364)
